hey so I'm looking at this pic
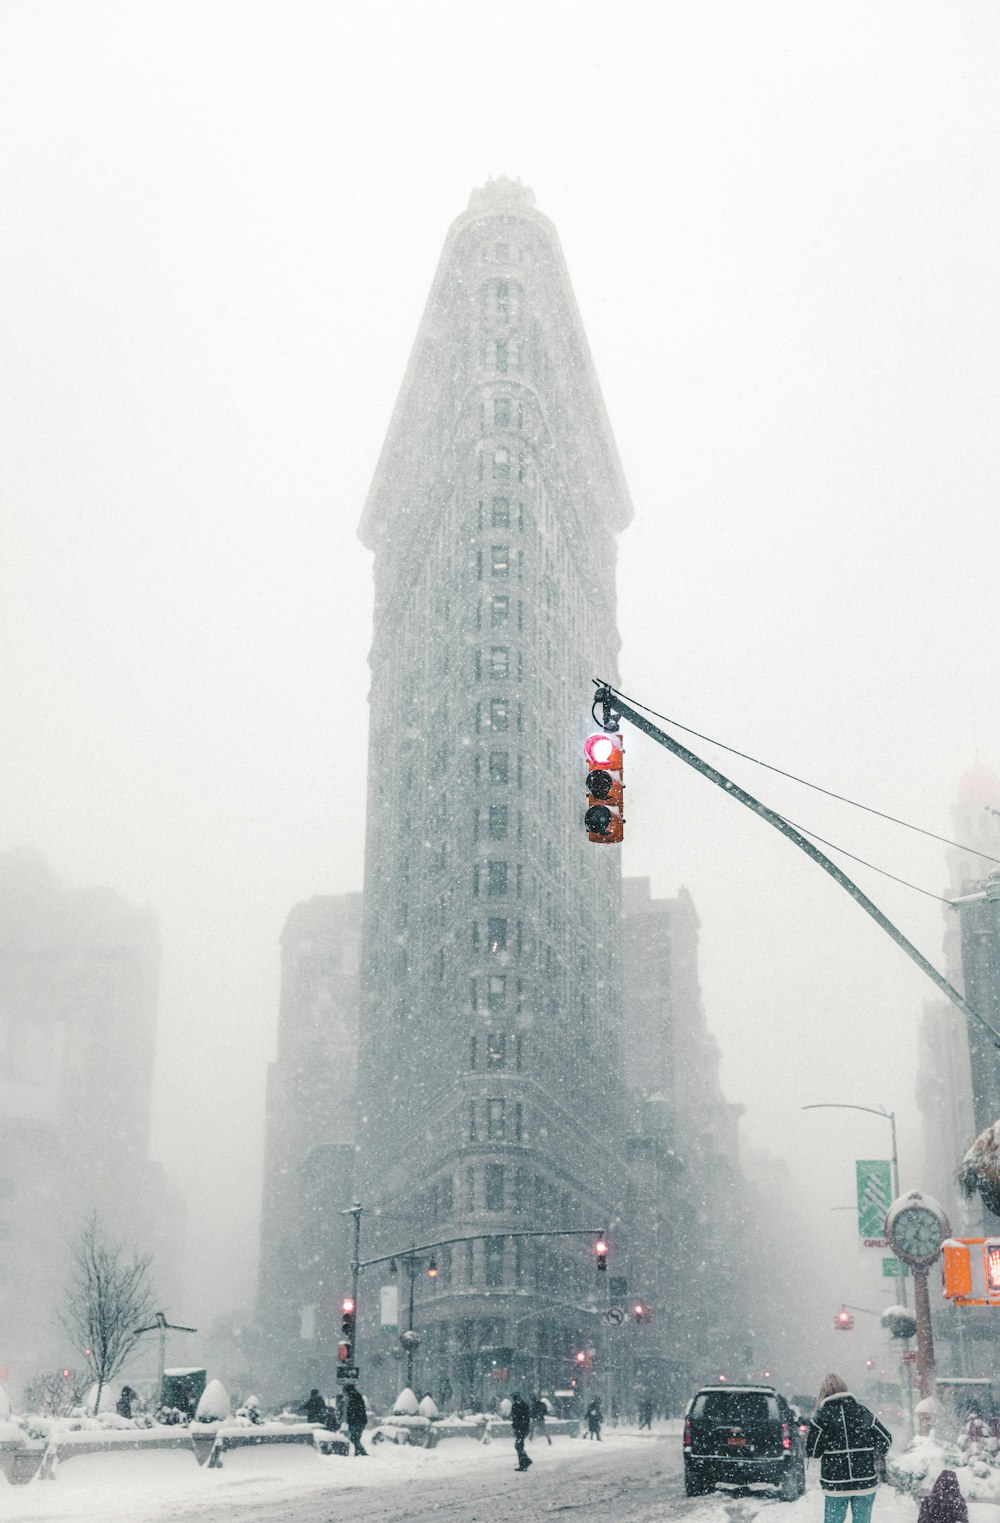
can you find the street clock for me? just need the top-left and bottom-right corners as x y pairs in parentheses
(884, 1190), (950, 1267)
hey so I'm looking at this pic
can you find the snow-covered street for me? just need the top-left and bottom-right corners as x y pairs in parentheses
(5, 1429), (998, 1523)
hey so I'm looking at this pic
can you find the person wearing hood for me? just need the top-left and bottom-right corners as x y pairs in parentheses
(807, 1374), (892, 1523)
(917, 1470), (968, 1523)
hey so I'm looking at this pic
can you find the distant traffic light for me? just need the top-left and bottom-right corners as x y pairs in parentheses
(339, 1296), (355, 1362)
(834, 1308), (855, 1330)
(594, 1238), (608, 1271)
(583, 732), (624, 843)
(632, 1303), (653, 1324)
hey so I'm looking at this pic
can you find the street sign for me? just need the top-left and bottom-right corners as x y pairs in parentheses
(609, 1276), (628, 1299)
(882, 1256), (909, 1277)
(336, 1366), (359, 1381)
(380, 1285), (399, 1330)
(601, 1307), (626, 1326)
(856, 1160), (892, 1243)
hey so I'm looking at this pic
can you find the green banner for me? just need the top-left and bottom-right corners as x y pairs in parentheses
(856, 1159), (892, 1240)
(882, 1256), (909, 1278)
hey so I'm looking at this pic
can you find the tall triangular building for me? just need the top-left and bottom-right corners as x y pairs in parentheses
(356, 179), (633, 1403)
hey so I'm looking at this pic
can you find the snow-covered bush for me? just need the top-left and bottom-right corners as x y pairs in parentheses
(418, 1394), (439, 1418)
(497, 1397), (511, 1418)
(234, 1394), (262, 1425)
(393, 1387), (419, 1416)
(194, 1379), (231, 1423)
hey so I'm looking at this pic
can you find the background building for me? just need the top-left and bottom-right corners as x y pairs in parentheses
(0, 848), (180, 1392)
(354, 178), (633, 1409)
(257, 892), (362, 1396)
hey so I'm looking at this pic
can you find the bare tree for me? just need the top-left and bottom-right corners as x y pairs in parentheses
(59, 1213), (156, 1414)
(22, 1368), (91, 1416)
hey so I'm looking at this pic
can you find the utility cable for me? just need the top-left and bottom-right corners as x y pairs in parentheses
(604, 684), (1000, 868)
(783, 818), (955, 905)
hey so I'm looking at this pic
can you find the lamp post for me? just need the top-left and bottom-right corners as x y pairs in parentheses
(133, 1311), (197, 1408)
(802, 1101), (914, 1435)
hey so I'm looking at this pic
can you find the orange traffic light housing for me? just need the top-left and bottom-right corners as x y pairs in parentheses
(583, 733), (624, 843)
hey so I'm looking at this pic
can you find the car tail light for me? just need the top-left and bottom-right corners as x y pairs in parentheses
(684, 1419), (691, 1448)
(782, 1422), (791, 1451)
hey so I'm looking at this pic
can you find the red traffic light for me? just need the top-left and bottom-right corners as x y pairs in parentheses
(834, 1308), (855, 1330)
(341, 1297), (355, 1314)
(594, 1238), (608, 1270)
(575, 1350), (586, 1364)
(583, 734), (624, 844)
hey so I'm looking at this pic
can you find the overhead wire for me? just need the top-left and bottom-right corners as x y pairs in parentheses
(606, 684), (1000, 868)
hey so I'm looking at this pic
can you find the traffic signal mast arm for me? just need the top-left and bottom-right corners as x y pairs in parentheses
(593, 681), (1000, 1051)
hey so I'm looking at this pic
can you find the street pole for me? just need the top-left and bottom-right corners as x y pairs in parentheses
(341, 1201), (363, 1368)
(406, 1250), (418, 1391)
(802, 1102), (914, 1437)
(913, 1267), (936, 1415)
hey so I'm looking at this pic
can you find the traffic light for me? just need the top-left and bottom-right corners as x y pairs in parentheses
(632, 1303), (652, 1324)
(583, 732), (624, 843)
(834, 1308), (854, 1330)
(339, 1296), (355, 1362)
(594, 1238), (608, 1271)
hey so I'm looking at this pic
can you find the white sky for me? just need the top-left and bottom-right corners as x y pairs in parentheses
(3, 0), (999, 1377)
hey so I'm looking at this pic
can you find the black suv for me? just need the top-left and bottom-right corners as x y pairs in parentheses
(683, 1384), (806, 1499)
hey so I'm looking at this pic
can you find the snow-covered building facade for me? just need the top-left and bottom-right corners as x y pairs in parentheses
(257, 892), (362, 1395)
(355, 179), (632, 1407)
(0, 849), (180, 1391)
(620, 878), (749, 1403)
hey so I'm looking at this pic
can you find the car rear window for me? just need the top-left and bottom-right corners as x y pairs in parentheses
(695, 1392), (774, 1426)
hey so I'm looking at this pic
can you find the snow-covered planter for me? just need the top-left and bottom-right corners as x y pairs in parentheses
(0, 1413), (46, 1487)
(191, 1380), (230, 1465)
(889, 1428), (1000, 1504)
(418, 1394), (439, 1418)
(392, 1387), (420, 1416)
(372, 1413), (432, 1447)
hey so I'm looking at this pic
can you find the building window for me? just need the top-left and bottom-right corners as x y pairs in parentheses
(466, 1166), (475, 1212)
(485, 1237), (504, 1286)
(514, 1169), (527, 1214)
(495, 339), (508, 374)
(487, 1030), (506, 1067)
(493, 447), (510, 479)
(487, 1098), (506, 1138)
(515, 1239), (525, 1285)
(487, 917), (507, 953)
(513, 1102), (523, 1142)
(490, 545), (509, 577)
(487, 860), (508, 896)
(496, 280), (509, 317)
(439, 1244), (453, 1285)
(491, 494), (509, 527)
(469, 1034), (478, 1069)
(494, 395), (511, 427)
(489, 750), (509, 784)
(468, 1101), (477, 1141)
(489, 645), (509, 679)
(485, 1163), (504, 1211)
(488, 974), (506, 1010)
(491, 594), (509, 626)
(441, 1175), (453, 1214)
(488, 804), (508, 840)
(489, 699), (508, 732)
(515, 1033), (524, 1070)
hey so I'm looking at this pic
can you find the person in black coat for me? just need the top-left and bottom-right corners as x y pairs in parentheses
(510, 1392), (532, 1470)
(301, 1388), (328, 1425)
(343, 1383), (368, 1455)
(807, 1374), (891, 1523)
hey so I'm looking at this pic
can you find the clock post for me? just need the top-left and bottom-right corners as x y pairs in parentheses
(884, 1191), (951, 1430)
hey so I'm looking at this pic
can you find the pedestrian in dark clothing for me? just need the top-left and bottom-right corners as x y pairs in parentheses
(510, 1392), (532, 1470)
(918, 1470), (968, 1523)
(639, 1394), (654, 1430)
(116, 1386), (136, 1419)
(301, 1388), (328, 1425)
(807, 1374), (891, 1523)
(586, 1397), (602, 1440)
(529, 1394), (552, 1445)
(343, 1383), (368, 1455)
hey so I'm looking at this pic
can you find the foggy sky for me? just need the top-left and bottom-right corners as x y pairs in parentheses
(3, 0), (999, 1381)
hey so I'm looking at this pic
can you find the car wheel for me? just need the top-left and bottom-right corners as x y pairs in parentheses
(684, 1463), (711, 1497)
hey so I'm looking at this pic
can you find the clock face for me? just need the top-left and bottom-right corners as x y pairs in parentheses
(891, 1206), (944, 1261)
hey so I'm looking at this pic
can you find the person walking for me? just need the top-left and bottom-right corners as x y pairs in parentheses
(530, 1393), (552, 1445)
(917, 1469), (968, 1523)
(343, 1382), (369, 1455)
(510, 1391), (532, 1470)
(807, 1373), (891, 1523)
(638, 1394), (654, 1431)
(586, 1396), (603, 1440)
